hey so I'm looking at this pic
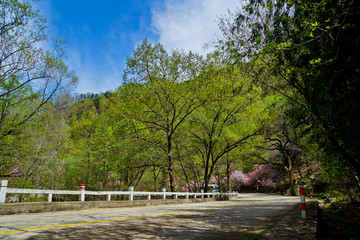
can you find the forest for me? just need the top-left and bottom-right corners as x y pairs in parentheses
(1, 0), (359, 202)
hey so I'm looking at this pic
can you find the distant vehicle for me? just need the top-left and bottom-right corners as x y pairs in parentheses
(208, 184), (219, 192)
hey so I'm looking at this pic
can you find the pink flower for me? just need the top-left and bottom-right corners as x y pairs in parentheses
(11, 168), (20, 177)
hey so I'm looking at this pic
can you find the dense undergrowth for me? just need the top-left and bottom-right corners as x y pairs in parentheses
(318, 200), (360, 239)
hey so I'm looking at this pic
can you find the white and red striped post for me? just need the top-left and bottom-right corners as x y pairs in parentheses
(79, 184), (85, 202)
(299, 187), (306, 219)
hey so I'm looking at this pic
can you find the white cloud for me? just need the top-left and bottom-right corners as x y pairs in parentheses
(151, 0), (241, 54)
(37, 0), (243, 94)
(65, 48), (123, 94)
(36, 1), (123, 94)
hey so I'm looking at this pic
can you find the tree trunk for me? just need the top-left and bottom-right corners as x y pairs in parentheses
(168, 165), (175, 192)
(161, 166), (169, 189)
(288, 157), (295, 196)
(167, 131), (175, 192)
(153, 165), (158, 192)
(203, 159), (210, 193)
(204, 177), (209, 194)
(226, 156), (232, 192)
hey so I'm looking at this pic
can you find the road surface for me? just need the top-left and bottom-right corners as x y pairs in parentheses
(0, 194), (299, 239)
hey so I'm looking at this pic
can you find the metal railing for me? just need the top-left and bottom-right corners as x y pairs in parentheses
(1, 180), (237, 203)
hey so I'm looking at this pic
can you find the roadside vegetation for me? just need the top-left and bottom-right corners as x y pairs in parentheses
(318, 201), (360, 239)
(1, 0), (359, 220)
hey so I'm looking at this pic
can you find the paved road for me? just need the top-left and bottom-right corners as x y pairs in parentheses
(0, 194), (299, 239)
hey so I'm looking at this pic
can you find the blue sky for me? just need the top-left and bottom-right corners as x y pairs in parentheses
(38, 0), (241, 94)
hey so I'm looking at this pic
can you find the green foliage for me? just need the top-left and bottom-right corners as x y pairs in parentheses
(181, 58), (279, 192)
(7, 0), (358, 197)
(0, 0), (77, 179)
(218, 0), (360, 197)
(121, 39), (204, 191)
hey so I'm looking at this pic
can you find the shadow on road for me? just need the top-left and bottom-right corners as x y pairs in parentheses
(25, 201), (290, 240)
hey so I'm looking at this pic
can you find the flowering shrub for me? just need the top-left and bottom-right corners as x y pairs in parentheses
(232, 164), (284, 192)
(230, 170), (247, 190)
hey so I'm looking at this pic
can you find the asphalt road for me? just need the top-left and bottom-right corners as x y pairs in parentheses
(0, 194), (299, 239)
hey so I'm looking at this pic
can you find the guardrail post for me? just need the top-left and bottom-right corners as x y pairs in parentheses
(300, 187), (306, 219)
(129, 186), (134, 201)
(0, 180), (8, 203)
(79, 184), (85, 202)
(107, 194), (111, 201)
(148, 194), (151, 200)
(186, 191), (189, 199)
(48, 193), (53, 202)
(162, 188), (166, 200)
(201, 190), (204, 199)
(175, 193), (178, 199)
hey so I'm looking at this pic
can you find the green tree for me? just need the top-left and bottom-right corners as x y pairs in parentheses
(218, 0), (360, 191)
(122, 39), (204, 192)
(255, 117), (310, 196)
(0, 92), (74, 192)
(0, 0), (77, 174)
(187, 62), (276, 193)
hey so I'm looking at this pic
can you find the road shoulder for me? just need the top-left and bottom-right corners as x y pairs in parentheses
(259, 200), (318, 240)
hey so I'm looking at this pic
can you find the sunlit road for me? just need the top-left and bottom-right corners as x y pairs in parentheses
(0, 194), (299, 239)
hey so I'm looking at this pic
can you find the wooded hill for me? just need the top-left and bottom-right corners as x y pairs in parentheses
(1, 0), (359, 201)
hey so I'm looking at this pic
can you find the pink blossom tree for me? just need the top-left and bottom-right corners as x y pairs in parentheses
(242, 164), (284, 192)
(231, 170), (248, 191)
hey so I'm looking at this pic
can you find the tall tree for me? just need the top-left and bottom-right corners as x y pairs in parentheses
(122, 39), (204, 192)
(187, 62), (275, 193)
(0, 0), (76, 175)
(255, 117), (308, 196)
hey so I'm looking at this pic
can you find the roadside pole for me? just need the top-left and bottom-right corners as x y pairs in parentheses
(79, 184), (85, 202)
(299, 187), (306, 219)
(0, 180), (8, 203)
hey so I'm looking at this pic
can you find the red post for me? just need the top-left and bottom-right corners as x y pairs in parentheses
(79, 184), (85, 190)
(299, 187), (306, 219)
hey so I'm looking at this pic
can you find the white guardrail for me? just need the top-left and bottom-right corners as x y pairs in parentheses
(0, 180), (237, 203)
